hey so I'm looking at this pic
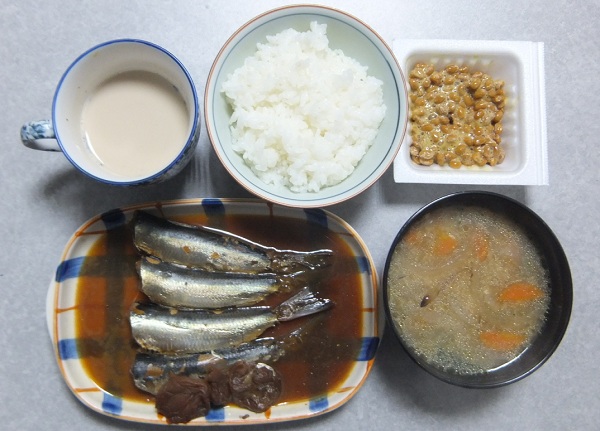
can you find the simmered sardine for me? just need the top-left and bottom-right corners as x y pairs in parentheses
(131, 338), (284, 395)
(138, 257), (301, 309)
(131, 315), (322, 395)
(130, 287), (333, 353)
(132, 211), (333, 274)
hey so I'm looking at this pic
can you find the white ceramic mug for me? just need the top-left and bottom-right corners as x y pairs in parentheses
(21, 39), (200, 185)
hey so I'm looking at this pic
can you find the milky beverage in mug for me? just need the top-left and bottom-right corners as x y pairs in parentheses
(81, 71), (189, 179)
(21, 39), (199, 185)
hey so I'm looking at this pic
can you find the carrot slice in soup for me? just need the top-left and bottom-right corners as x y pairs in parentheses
(433, 232), (457, 256)
(498, 282), (544, 302)
(480, 331), (526, 351)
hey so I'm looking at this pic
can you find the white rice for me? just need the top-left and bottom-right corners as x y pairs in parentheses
(221, 21), (386, 193)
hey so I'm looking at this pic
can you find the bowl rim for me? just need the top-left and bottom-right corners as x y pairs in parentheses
(203, 4), (408, 208)
(382, 190), (573, 388)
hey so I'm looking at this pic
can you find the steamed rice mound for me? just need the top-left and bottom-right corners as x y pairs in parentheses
(222, 22), (386, 193)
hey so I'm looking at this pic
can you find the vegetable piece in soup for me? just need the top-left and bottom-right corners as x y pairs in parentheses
(386, 206), (549, 375)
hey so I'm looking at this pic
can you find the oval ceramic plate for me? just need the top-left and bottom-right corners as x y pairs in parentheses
(47, 199), (379, 425)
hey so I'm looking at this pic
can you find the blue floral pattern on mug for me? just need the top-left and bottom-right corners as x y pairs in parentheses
(20, 120), (61, 151)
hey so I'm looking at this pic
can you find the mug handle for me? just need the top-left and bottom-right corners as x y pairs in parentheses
(20, 120), (62, 151)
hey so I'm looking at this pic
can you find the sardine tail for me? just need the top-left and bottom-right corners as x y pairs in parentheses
(270, 249), (334, 273)
(275, 287), (333, 321)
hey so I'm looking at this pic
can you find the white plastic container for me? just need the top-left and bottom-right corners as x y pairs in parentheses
(393, 39), (548, 185)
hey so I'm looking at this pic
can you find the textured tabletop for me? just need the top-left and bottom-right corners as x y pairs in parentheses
(1, 1), (598, 430)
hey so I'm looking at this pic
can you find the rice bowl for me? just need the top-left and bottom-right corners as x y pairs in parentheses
(204, 5), (408, 208)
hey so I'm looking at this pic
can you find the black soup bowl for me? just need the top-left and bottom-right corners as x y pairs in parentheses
(382, 191), (572, 388)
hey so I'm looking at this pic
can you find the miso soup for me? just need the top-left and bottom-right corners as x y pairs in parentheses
(386, 206), (550, 375)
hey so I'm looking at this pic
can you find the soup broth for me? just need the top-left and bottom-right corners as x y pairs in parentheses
(387, 206), (550, 374)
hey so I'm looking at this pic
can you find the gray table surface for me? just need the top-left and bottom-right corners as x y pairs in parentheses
(2, 1), (598, 430)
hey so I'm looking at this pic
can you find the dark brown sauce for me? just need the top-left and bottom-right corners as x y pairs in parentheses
(74, 210), (365, 406)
